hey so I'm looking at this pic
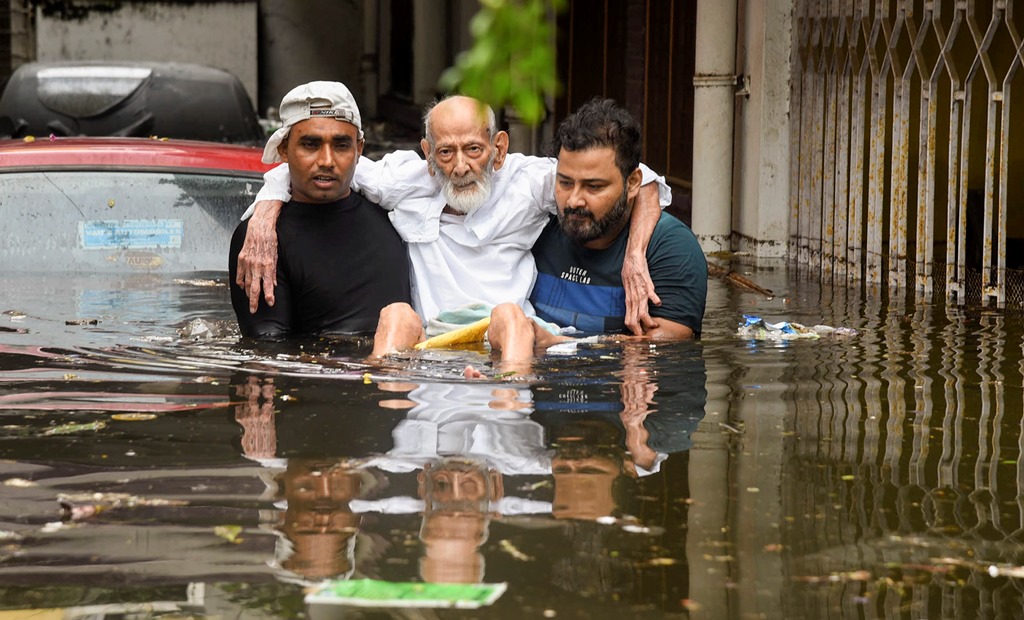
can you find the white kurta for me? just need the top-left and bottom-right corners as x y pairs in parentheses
(245, 150), (671, 322)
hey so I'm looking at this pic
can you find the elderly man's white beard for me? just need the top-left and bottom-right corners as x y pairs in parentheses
(430, 151), (497, 216)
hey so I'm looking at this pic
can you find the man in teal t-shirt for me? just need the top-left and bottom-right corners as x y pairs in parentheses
(484, 98), (707, 365)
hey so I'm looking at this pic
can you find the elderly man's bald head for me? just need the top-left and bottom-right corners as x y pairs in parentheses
(423, 96), (497, 147)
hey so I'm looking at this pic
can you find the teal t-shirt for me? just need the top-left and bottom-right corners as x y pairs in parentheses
(530, 212), (707, 336)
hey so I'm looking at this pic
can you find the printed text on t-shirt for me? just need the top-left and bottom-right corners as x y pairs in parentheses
(560, 266), (591, 284)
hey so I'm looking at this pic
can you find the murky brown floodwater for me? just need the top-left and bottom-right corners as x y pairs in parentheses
(2, 261), (1023, 619)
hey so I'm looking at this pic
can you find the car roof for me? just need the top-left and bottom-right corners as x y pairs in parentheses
(0, 137), (273, 175)
(0, 61), (265, 145)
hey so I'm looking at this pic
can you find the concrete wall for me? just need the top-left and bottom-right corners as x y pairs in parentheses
(258, 0), (364, 115)
(2, 0), (34, 83)
(35, 2), (258, 109)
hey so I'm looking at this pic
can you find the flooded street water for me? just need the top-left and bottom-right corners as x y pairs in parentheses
(2, 262), (1024, 619)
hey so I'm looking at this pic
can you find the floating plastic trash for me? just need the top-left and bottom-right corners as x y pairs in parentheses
(737, 315), (857, 341)
(306, 579), (507, 608)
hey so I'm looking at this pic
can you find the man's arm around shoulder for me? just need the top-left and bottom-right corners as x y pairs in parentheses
(229, 219), (292, 338)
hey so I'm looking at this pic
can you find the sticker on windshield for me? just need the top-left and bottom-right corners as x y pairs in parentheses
(79, 219), (183, 249)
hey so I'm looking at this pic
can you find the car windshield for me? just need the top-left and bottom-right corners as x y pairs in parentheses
(0, 170), (259, 273)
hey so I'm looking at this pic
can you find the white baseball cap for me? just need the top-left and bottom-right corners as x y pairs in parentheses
(262, 81), (363, 164)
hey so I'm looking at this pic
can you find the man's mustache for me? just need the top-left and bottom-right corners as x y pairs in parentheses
(562, 206), (593, 219)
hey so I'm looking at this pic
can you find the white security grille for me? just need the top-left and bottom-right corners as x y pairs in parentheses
(791, 0), (1024, 307)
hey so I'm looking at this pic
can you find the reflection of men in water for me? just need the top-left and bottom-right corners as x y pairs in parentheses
(230, 372), (406, 462)
(536, 342), (707, 481)
(485, 98), (708, 364)
(272, 458), (367, 582)
(233, 375), (278, 461)
(228, 81), (411, 337)
(550, 420), (638, 521)
(417, 458), (503, 583)
(367, 382), (551, 476)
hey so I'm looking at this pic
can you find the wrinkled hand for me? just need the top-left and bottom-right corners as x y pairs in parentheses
(236, 200), (282, 313)
(622, 252), (661, 335)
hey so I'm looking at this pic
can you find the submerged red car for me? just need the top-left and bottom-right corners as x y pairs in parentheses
(0, 137), (272, 273)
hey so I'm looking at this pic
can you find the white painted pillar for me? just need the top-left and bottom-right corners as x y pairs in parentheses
(734, 0), (792, 257)
(691, 0), (738, 254)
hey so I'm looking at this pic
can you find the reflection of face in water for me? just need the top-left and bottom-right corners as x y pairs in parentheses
(275, 458), (362, 580)
(551, 425), (634, 522)
(417, 458), (503, 583)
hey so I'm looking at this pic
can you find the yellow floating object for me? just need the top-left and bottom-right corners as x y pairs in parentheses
(111, 413), (158, 421)
(414, 317), (491, 350)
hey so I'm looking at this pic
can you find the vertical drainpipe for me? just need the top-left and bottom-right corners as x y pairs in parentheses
(691, 0), (738, 254)
(361, 0), (379, 119)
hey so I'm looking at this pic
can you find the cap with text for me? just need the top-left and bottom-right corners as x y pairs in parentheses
(262, 81), (363, 163)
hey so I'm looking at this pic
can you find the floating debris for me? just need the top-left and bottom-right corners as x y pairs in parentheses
(2, 478), (36, 488)
(707, 263), (774, 298)
(58, 492), (187, 521)
(737, 315), (858, 341)
(111, 413), (158, 422)
(214, 525), (244, 544)
(988, 564), (1024, 578)
(178, 317), (232, 340)
(622, 523), (664, 535)
(518, 480), (550, 492)
(172, 278), (223, 287)
(719, 422), (743, 434)
(307, 579), (507, 608)
(42, 421), (106, 436)
(792, 569), (872, 583)
(59, 500), (105, 521)
(65, 318), (99, 326)
(499, 539), (533, 561)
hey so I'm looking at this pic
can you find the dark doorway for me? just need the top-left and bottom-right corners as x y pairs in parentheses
(556, 0), (696, 223)
(389, 0), (414, 100)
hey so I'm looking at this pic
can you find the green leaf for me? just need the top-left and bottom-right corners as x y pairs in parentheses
(439, 0), (565, 126)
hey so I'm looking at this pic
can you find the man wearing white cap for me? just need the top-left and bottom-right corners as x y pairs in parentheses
(228, 81), (411, 338)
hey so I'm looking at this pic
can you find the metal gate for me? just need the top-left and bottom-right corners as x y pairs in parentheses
(791, 0), (1024, 307)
